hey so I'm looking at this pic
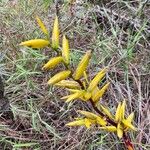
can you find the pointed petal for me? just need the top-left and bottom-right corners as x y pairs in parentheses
(78, 110), (107, 126)
(65, 91), (85, 102)
(52, 16), (59, 49)
(42, 56), (63, 70)
(48, 70), (71, 85)
(100, 105), (114, 120)
(117, 123), (123, 138)
(83, 71), (89, 84)
(84, 118), (92, 129)
(99, 126), (117, 132)
(115, 102), (121, 122)
(74, 50), (91, 80)
(87, 68), (107, 92)
(83, 91), (91, 101)
(96, 117), (107, 126)
(121, 100), (126, 120)
(62, 35), (70, 64)
(66, 119), (85, 126)
(36, 16), (48, 35)
(55, 80), (80, 89)
(78, 110), (98, 120)
(122, 119), (137, 131)
(126, 112), (134, 123)
(19, 39), (50, 48)
(92, 82), (110, 102)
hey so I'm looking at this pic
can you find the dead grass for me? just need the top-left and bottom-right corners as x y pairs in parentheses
(0, 0), (149, 149)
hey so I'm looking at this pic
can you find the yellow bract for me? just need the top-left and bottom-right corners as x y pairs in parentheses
(55, 80), (80, 89)
(87, 68), (107, 92)
(115, 102), (121, 122)
(99, 126), (117, 132)
(61, 90), (85, 102)
(62, 35), (70, 64)
(120, 100), (126, 120)
(100, 105), (114, 120)
(52, 15), (59, 49)
(66, 118), (95, 129)
(114, 101), (136, 138)
(19, 39), (50, 48)
(42, 56), (63, 70)
(36, 16), (48, 35)
(117, 123), (123, 138)
(66, 119), (85, 126)
(83, 91), (91, 101)
(74, 50), (91, 80)
(78, 110), (107, 126)
(92, 82), (110, 103)
(48, 70), (71, 85)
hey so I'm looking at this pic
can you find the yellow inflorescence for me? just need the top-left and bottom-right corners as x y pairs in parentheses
(20, 14), (136, 146)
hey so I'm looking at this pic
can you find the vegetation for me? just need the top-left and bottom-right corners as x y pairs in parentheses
(0, 0), (149, 150)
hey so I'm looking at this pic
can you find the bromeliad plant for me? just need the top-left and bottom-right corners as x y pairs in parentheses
(19, 15), (137, 150)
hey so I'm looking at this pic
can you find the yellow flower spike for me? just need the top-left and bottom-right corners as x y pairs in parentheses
(42, 56), (63, 70)
(121, 100), (126, 120)
(48, 70), (71, 85)
(62, 35), (70, 64)
(87, 68), (107, 92)
(100, 105), (114, 120)
(55, 80), (80, 89)
(115, 102), (122, 122)
(74, 50), (92, 80)
(62, 91), (85, 102)
(19, 39), (50, 49)
(92, 82), (110, 102)
(117, 123), (123, 138)
(35, 15), (48, 35)
(52, 15), (59, 49)
(66, 119), (85, 127)
(99, 126), (117, 132)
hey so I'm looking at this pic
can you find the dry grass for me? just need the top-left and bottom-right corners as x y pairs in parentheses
(0, 0), (149, 149)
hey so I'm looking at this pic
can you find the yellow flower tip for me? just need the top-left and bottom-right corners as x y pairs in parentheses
(92, 82), (110, 103)
(100, 105), (114, 120)
(74, 50), (92, 80)
(48, 70), (71, 85)
(52, 15), (59, 49)
(121, 100), (126, 120)
(62, 35), (70, 64)
(117, 123), (123, 138)
(35, 15), (48, 35)
(42, 57), (63, 70)
(87, 67), (107, 92)
(19, 39), (50, 49)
